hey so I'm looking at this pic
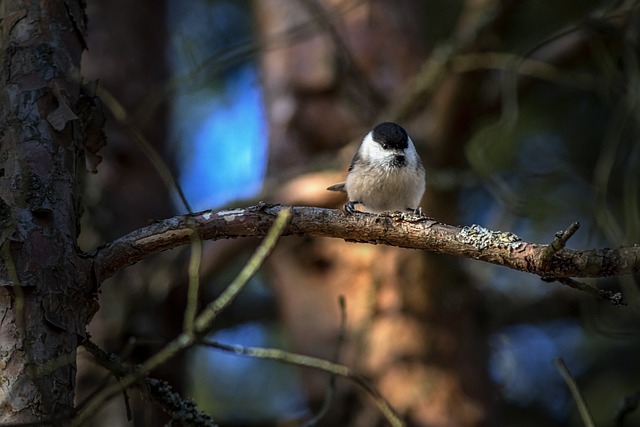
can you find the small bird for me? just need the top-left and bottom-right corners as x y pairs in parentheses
(327, 122), (426, 214)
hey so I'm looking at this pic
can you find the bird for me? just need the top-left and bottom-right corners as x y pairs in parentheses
(327, 122), (425, 214)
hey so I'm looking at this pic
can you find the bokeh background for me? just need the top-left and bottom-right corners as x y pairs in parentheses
(77, 1), (640, 426)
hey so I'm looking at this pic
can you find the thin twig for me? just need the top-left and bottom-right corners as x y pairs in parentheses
(615, 390), (640, 426)
(452, 53), (595, 90)
(201, 340), (404, 427)
(71, 209), (291, 426)
(303, 296), (347, 427)
(80, 340), (216, 426)
(542, 276), (625, 305)
(554, 358), (596, 427)
(298, 0), (384, 118)
(76, 340), (132, 418)
(542, 222), (581, 261)
(147, 379), (217, 426)
(192, 208), (290, 332)
(184, 230), (203, 334)
(94, 86), (193, 213)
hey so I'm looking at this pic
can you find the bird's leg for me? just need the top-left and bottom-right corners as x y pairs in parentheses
(344, 201), (362, 214)
(404, 206), (435, 221)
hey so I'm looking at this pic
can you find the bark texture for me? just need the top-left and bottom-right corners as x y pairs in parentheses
(0, 0), (96, 423)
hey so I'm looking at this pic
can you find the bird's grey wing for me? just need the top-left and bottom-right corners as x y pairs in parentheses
(347, 151), (361, 172)
(328, 151), (361, 192)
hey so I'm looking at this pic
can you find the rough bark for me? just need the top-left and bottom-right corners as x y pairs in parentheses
(93, 206), (627, 300)
(0, 0), (96, 423)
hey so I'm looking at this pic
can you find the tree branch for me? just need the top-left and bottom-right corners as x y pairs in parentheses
(554, 358), (595, 427)
(542, 222), (581, 261)
(80, 340), (217, 426)
(200, 339), (403, 427)
(73, 209), (291, 426)
(92, 204), (636, 298)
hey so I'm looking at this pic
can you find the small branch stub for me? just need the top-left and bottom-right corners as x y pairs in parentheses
(541, 276), (625, 305)
(541, 221), (581, 261)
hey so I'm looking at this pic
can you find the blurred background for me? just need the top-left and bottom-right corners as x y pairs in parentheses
(77, 0), (640, 426)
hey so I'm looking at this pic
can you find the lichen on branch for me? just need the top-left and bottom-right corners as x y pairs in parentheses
(91, 204), (633, 304)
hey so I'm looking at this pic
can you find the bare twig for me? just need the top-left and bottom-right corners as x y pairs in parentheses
(201, 340), (404, 427)
(542, 276), (625, 305)
(94, 85), (193, 213)
(79, 278), (400, 427)
(147, 379), (217, 427)
(615, 390), (640, 427)
(77, 340), (132, 419)
(303, 296), (347, 427)
(542, 222), (581, 261)
(184, 231), (203, 334)
(451, 53), (595, 89)
(81, 340), (216, 426)
(554, 358), (596, 427)
(72, 209), (291, 426)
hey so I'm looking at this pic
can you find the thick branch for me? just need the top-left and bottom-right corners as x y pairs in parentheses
(92, 204), (640, 285)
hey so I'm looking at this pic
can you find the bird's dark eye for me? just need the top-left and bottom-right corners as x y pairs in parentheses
(381, 143), (388, 149)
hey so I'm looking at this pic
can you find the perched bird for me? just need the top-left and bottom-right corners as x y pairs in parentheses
(327, 122), (425, 214)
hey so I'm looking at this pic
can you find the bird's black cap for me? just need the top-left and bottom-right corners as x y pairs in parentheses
(371, 122), (408, 149)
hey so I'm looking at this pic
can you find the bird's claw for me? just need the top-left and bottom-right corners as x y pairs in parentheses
(401, 207), (429, 219)
(344, 201), (361, 214)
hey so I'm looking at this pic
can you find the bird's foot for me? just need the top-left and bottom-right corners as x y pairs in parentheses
(344, 201), (361, 214)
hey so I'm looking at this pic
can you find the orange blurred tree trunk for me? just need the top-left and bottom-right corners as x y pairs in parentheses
(255, 1), (493, 425)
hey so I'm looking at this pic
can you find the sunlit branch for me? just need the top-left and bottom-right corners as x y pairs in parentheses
(93, 204), (634, 304)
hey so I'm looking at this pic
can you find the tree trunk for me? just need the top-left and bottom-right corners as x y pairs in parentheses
(0, 0), (95, 423)
(255, 0), (492, 425)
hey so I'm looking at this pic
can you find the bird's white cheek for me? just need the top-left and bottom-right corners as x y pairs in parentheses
(367, 145), (389, 163)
